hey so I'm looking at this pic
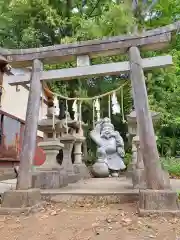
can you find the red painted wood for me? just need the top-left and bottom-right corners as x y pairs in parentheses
(0, 111), (46, 166)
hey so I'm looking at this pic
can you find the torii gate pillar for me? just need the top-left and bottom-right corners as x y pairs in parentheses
(129, 46), (180, 216)
(0, 59), (42, 215)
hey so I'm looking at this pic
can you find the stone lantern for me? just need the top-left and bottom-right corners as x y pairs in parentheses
(56, 115), (90, 184)
(127, 110), (160, 137)
(32, 107), (68, 189)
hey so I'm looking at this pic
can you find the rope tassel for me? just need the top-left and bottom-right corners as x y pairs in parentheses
(72, 100), (78, 121)
(111, 92), (121, 115)
(94, 98), (100, 121)
(121, 87), (126, 123)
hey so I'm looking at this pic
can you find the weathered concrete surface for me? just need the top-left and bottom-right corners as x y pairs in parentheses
(1, 177), (180, 196)
(138, 189), (180, 216)
(41, 177), (139, 204)
(1, 189), (41, 208)
(41, 177), (134, 195)
(0, 189), (43, 215)
(73, 163), (91, 179)
(32, 168), (68, 189)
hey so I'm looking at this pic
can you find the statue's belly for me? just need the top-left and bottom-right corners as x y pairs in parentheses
(102, 138), (116, 153)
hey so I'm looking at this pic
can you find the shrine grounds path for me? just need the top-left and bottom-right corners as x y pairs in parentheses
(1, 177), (180, 239)
(1, 202), (180, 240)
(1, 177), (180, 195)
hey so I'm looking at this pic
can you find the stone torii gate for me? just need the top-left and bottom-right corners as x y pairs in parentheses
(1, 21), (180, 215)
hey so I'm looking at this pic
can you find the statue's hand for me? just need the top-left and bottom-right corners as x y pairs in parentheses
(117, 147), (125, 158)
(110, 131), (119, 138)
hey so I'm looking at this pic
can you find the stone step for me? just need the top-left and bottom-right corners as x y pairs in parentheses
(41, 190), (139, 205)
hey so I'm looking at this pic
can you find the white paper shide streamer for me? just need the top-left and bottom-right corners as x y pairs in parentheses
(52, 96), (60, 130)
(72, 100), (78, 121)
(53, 96), (60, 117)
(94, 98), (100, 121)
(111, 92), (120, 115)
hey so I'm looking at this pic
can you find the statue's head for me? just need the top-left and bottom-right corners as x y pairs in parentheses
(100, 118), (114, 139)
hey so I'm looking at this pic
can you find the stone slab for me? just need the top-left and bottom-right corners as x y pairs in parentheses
(41, 177), (139, 204)
(32, 170), (68, 189)
(73, 163), (91, 179)
(1, 189), (41, 208)
(131, 168), (146, 189)
(67, 173), (80, 184)
(126, 163), (134, 178)
(48, 193), (139, 205)
(138, 189), (180, 216)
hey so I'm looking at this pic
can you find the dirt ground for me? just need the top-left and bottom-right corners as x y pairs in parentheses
(0, 203), (180, 240)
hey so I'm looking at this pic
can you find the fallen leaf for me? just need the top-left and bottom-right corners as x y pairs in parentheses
(61, 209), (67, 212)
(120, 212), (126, 217)
(121, 218), (132, 226)
(122, 218), (132, 224)
(92, 222), (99, 227)
(106, 218), (112, 223)
(148, 235), (156, 238)
(50, 211), (58, 216)
(40, 215), (48, 219)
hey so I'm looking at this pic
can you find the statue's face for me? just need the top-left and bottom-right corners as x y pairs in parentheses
(101, 126), (113, 139)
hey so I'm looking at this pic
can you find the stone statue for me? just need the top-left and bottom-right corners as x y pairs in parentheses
(90, 117), (126, 177)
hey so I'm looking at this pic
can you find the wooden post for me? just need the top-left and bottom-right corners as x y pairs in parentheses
(0, 70), (3, 107)
(0, 55), (8, 107)
(129, 46), (170, 190)
(16, 59), (43, 190)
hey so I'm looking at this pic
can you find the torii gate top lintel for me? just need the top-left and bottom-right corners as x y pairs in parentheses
(0, 21), (179, 68)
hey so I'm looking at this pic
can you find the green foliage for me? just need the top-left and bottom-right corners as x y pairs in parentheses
(124, 152), (132, 166)
(161, 157), (180, 177)
(143, 0), (180, 157)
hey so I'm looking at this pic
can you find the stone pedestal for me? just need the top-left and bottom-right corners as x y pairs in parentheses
(131, 136), (170, 190)
(38, 140), (64, 170)
(33, 140), (68, 189)
(126, 141), (137, 178)
(73, 136), (91, 179)
(61, 135), (79, 183)
(131, 136), (146, 189)
(73, 163), (91, 179)
(0, 189), (42, 215)
(32, 168), (68, 189)
(138, 189), (180, 216)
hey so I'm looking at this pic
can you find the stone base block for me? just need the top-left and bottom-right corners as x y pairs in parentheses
(32, 169), (68, 189)
(138, 189), (180, 216)
(126, 163), (134, 178)
(67, 173), (80, 184)
(73, 163), (91, 179)
(132, 168), (146, 189)
(0, 189), (42, 215)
